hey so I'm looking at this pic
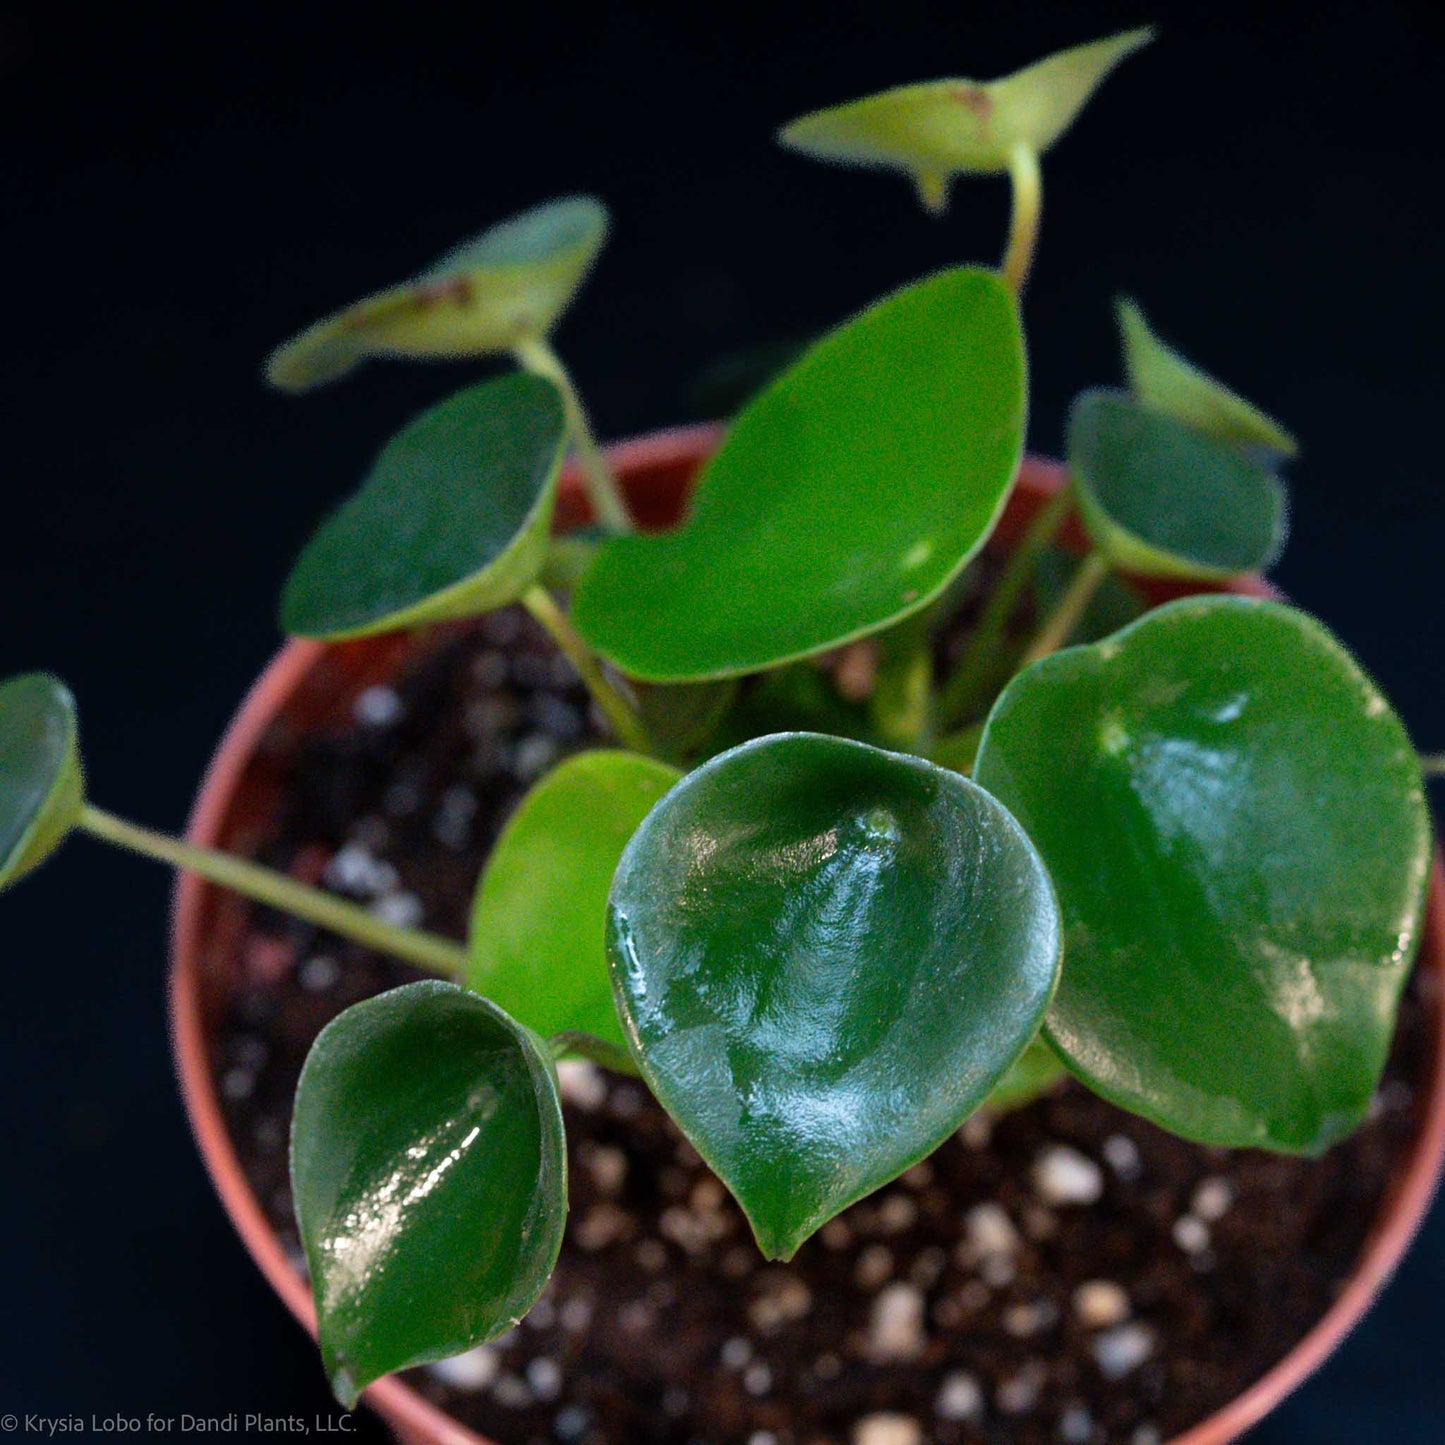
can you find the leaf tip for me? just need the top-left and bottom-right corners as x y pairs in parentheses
(327, 1359), (363, 1413)
(264, 332), (357, 394)
(1118, 23), (1159, 55)
(751, 1218), (806, 1264)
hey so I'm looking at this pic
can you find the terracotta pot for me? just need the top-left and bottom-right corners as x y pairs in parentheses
(170, 427), (1445, 1445)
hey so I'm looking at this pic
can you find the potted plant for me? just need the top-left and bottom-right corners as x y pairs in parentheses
(3, 25), (1441, 1445)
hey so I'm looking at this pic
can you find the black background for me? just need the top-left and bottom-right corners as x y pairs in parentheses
(1, 2), (1442, 1440)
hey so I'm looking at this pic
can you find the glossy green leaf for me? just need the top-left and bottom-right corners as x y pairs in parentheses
(267, 197), (609, 391)
(573, 268), (1025, 681)
(607, 733), (1061, 1259)
(0, 673), (84, 889)
(1069, 389), (1288, 581)
(467, 750), (682, 1053)
(778, 28), (1153, 212)
(974, 596), (1433, 1153)
(281, 374), (567, 640)
(291, 981), (566, 1407)
(1118, 298), (1298, 460)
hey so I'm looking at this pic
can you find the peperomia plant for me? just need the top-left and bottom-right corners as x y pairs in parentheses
(2, 25), (1439, 1410)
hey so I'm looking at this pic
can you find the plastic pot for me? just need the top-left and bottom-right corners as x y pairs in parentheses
(170, 426), (1445, 1445)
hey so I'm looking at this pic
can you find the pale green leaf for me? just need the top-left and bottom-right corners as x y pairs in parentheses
(778, 28), (1153, 210)
(1118, 298), (1298, 460)
(267, 197), (609, 391)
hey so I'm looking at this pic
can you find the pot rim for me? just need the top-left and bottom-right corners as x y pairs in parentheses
(169, 424), (1445, 1445)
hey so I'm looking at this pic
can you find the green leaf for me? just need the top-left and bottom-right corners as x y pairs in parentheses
(778, 28), (1153, 212)
(291, 981), (567, 1407)
(635, 679), (739, 765)
(607, 733), (1061, 1259)
(0, 673), (84, 889)
(266, 197), (609, 391)
(539, 534), (601, 594)
(1118, 298), (1298, 460)
(974, 596), (1433, 1153)
(573, 268), (1025, 681)
(467, 750), (682, 1054)
(714, 665), (881, 755)
(280, 374), (567, 640)
(983, 1034), (1068, 1113)
(1069, 389), (1288, 581)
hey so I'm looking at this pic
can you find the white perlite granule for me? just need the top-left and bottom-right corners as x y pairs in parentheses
(935, 1371), (984, 1422)
(866, 1282), (927, 1362)
(1034, 1146), (1105, 1205)
(854, 1414), (923, 1445)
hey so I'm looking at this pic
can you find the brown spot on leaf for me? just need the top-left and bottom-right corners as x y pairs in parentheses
(952, 85), (993, 122)
(415, 276), (473, 307)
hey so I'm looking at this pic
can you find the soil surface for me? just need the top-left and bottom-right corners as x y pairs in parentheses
(213, 608), (1432, 1445)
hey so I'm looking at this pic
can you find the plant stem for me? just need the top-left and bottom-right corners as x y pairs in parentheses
(1420, 754), (1445, 778)
(1020, 550), (1110, 666)
(1001, 145), (1043, 296)
(513, 334), (633, 535)
(871, 612), (934, 754)
(76, 803), (467, 978)
(522, 584), (653, 753)
(548, 1030), (639, 1075)
(937, 486), (1073, 727)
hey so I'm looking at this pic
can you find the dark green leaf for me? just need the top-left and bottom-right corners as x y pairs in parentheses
(467, 750), (682, 1053)
(281, 374), (566, 639)
(1118, 298), (1298, 460)
(0, 673), (84, 889)
(266, 197), (609, 391)
(291, 981), (567, 1406)
(573, 268), (1025, 680)
(607, 733), (1061, 1259)
(974, 596), (1433, 1152)
(713, 665), (880, 755)
(1069, 389), (1288, 580)
(635, 679), (739, 765)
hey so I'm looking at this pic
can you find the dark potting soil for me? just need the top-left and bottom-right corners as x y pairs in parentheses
(213, 607), (1433, 1445)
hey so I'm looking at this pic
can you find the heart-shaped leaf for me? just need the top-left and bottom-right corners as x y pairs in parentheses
(1118, 298), (1298, 461)
(267, 197), (609, 391)
(0, 673), (84, 889)
(974, 596), (1433, 1153)
(468, 750), (682, 1053)
(573, 268), (1025, 681)
(1069, 388), (1288, 581)
(778, 28), (1153, 211)
(607, 733), (1061, 1259)
(291, 981), (567, 1407)
(281, 374), (567, 640)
